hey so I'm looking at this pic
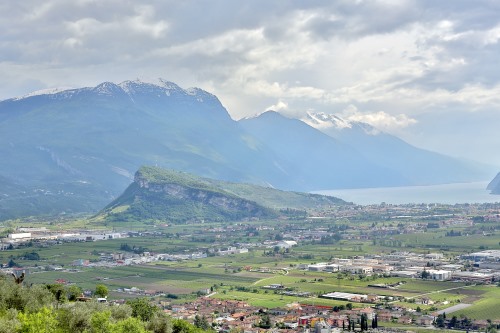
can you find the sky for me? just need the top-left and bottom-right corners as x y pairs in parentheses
(1, 0), (500, 167)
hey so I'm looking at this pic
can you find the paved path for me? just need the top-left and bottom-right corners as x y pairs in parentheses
(251, 269), (288, 286)
(436, 303), (472, 314)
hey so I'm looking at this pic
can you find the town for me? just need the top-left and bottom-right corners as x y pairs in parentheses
(1, 201), (499, 332)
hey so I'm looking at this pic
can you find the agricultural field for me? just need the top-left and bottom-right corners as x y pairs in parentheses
(1, 203), (500, 323)
(453, 286), (500, 320)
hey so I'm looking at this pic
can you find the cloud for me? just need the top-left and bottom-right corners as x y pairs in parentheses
(341, 105), (418, 133)
(266, 100), (288, 112)
(1, 1), (500, 163)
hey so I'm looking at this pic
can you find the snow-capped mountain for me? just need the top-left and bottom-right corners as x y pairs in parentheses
(301, 111), (487, 185)
(302, 112), (380, 136)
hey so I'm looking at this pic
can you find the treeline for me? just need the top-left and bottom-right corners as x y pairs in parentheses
(0, 275), (210, 333)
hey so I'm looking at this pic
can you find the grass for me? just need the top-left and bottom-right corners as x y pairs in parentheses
(395, 233), (500, 251)
(213, 289), (364, 309)
(453, 286), (500, 320)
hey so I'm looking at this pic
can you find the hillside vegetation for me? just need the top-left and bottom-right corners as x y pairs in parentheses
(0, 274), (205, 333)
(98, 166), (346, 224)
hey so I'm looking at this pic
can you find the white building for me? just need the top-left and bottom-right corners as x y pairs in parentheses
(277, 240), (297, 249)
(308, 263), (328, 271)
(341, 265), (373, 275)
(391, 270), (418, 278)
(427, 269), (452, 281)
(8, 233), (31, 240)
(324, 264), (341, 272)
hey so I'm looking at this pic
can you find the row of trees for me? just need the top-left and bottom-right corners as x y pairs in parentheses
(342, 314), (378, 331)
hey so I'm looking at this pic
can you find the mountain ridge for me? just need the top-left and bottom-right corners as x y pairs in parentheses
(0, 79), (491, 219)
(302, 111), (490, 185)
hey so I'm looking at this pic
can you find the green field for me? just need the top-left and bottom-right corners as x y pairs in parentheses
(2, 210), (500, 321)
(453, 286), (500, 320)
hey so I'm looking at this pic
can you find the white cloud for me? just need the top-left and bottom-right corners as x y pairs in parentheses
(266, 100), (288, 112)
(344, 107), (417, 133)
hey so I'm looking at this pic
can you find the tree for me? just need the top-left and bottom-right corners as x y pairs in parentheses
(111, 317), (147, 333)
(45, 284), (66, 305)
(146, 312), (173, 333)
(17, 307), (58, 333)
(449, 315), (458, 328)
(435, 314), (445, 328)
(258, 314), (271, 329)
(194, 315), (210, 331)
(7, 259), (18, 268)
(346, 303), (353, 310)
(360, 314), (368, 331)
(173, 318), (203, 333)
(372, 315), (378, 329)
(127, 298), (159, 322)
(95, 284), (108, 298)
(66, 285), (83, 301)
(90, 310), (112, 333)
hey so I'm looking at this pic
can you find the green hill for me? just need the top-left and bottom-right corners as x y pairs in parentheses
(99, 166), (346, 224)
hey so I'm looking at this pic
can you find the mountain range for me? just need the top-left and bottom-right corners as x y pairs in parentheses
(0, 79), (491, 219)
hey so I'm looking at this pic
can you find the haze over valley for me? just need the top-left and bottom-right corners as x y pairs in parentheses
(0, 79), (495, 219)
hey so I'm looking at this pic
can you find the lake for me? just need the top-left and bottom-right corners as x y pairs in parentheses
(314, 181), (500, 205)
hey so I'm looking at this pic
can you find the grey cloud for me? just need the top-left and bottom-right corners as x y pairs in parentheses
(302, 1), (421, 40)
(1, 0), (500, 165)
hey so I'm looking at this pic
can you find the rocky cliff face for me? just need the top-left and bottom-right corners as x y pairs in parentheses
(102, 166), (276, 223)
(134, 172), (265, 214)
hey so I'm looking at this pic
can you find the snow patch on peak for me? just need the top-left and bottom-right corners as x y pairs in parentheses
(185, 87), (217, 103)
(157, 78), (181, 91)
(93, 82), (122, 95)
(356, 122), (381, 136)
(13, 87), (74, 100)
(118, 78), (185, 96)
(303, 112), (383, 136)
(241, 110), (282, 121)
(303, 112), (352, 130)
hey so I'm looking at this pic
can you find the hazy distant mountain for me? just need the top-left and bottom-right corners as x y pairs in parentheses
(0, 80), (490, 219)
(302, 112), (489, 185)
(0, 79), (292, 218)
(239, 111), (407, 189)
(487, 172), (500, 194)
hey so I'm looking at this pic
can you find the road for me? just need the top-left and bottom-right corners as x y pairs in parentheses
(436, 303), (472, 314)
